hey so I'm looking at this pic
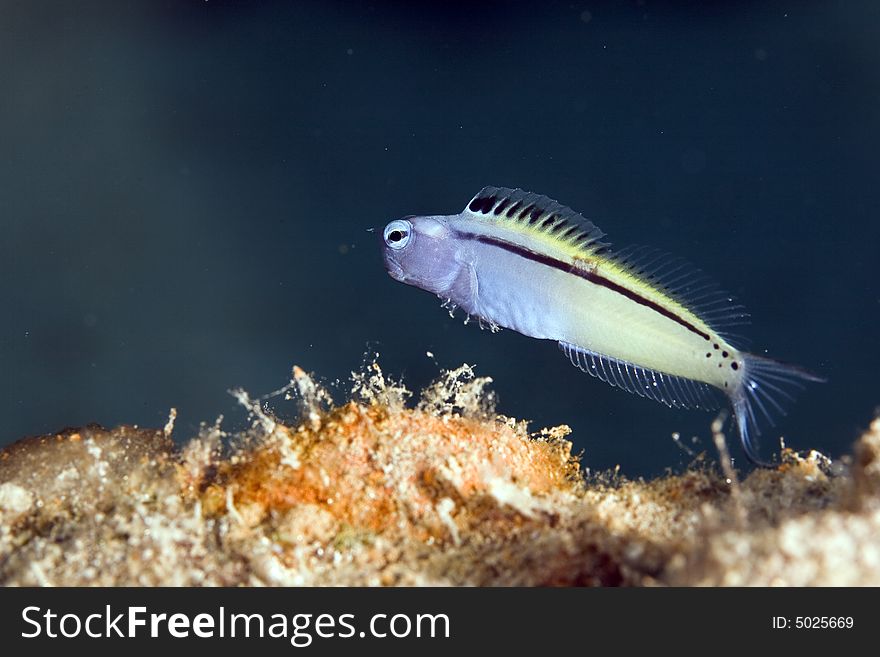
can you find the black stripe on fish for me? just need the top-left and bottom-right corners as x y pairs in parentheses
(458, 231), (712, 341)
(462, 187), (749, 340)
(606, 244), (751, 345)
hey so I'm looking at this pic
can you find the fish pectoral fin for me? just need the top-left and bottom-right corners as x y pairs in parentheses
(558, 342), (720, 411)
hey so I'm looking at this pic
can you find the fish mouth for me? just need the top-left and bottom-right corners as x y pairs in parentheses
(383, 258), (407, 282)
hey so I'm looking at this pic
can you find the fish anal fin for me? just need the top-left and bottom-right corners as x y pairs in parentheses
(558, 341), (721, 411)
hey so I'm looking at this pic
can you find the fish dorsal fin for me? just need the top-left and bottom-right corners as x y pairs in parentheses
(463, 186), (609, 255)
(463, 187), (748, 344)
(603, 244), (751, 346)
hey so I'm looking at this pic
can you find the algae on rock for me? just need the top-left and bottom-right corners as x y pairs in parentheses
(1, 363), (878, 586)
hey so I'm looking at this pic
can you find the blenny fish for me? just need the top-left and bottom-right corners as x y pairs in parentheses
(380, 186), (822, 465)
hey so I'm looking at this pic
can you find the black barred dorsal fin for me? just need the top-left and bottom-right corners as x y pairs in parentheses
(559, 341), (722, 411)
(605, 244), (751, 345)
(464, 186), (608, 254)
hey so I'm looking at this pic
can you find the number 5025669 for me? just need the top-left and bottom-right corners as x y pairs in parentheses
(795, 617), (853, 629)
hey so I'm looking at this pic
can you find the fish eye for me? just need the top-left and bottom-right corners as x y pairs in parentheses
(383, 219), (412, 250)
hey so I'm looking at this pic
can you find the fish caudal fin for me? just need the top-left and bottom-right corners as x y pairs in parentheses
(731, 353), (825, 466)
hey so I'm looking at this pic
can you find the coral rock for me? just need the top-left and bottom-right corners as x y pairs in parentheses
(1, 364), (878, 586)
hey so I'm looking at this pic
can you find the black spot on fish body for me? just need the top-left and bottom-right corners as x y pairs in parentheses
(540, 215), (558, 230)
(469, 195), (496, 213)
(560, 224), (579, 239)
(519, 204), (536, 221)
(731, 362), (739, 370)
(494, 198), (511, 215)
(506, 201), (523, 218)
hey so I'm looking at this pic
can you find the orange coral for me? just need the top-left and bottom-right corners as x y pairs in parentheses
(205, 365), (581, 544)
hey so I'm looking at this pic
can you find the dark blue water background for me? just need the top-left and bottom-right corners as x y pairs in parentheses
(2, 1), (878, 477)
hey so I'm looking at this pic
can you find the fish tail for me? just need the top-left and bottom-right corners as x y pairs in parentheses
(730, 353), (825, 466)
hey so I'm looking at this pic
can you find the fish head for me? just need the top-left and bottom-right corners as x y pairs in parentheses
(380, 215), (463, 295)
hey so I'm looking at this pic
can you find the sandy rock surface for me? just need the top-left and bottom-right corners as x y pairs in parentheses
(2, 364), (877, 586)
